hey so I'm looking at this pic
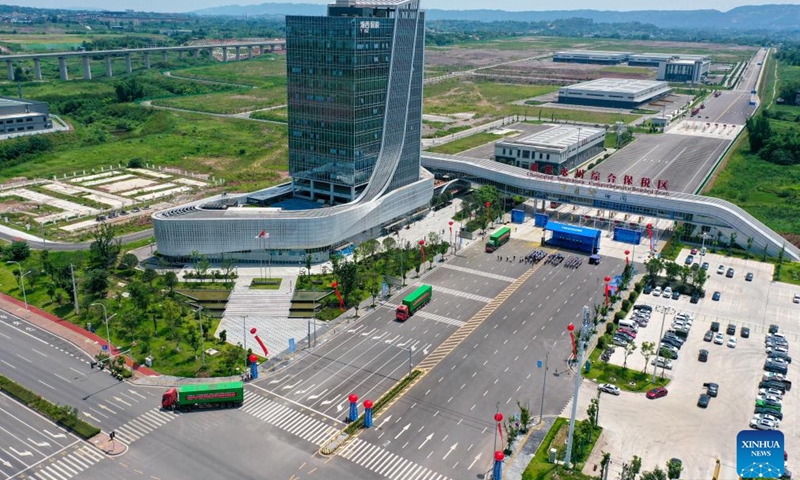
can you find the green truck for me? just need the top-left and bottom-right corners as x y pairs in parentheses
(485, 226), (511, 252)
(161, 381), (244, 411)
(396, 284), (432, 321)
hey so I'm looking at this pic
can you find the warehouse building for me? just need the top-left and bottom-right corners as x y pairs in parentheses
(494, 125), (605, 173)
(553, 50), (632, 65)
(558, 78), (672, 109)
(0, 97), (52, 136)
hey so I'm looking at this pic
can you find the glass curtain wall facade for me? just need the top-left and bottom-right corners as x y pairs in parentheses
(286, 0), (424, 204)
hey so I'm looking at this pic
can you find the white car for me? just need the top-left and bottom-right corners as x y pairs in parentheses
(713, 333), (724, 345)
(662, 287), (672, 298)
(598, 384), (621, 396)
(751, 418), (779, 431)
(759, 388), (784, 398)
(650, 357), (673, 370)
(752, 413), (781, 426)
(717, 265), (726, 274)
(652, 286), (662, 296)
(727, 337), (737, 348)
(757, 394), (782, 405)
(766, 346), (789, 355)
(794, 293), (800, 304)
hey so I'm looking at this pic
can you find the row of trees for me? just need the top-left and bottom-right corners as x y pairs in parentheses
(746, 114), (800, 166)
(644, 256), (708, 294)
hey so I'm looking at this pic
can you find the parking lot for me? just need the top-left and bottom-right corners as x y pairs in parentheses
(575, 248), (796, 479)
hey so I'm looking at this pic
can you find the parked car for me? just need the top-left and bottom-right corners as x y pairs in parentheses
(685, 255), (695, 265)
(697, 393), (710, 408)
(646, 387), (668, 399)
(644, 284), (653, 294)
(714, 333), (724, 345)
(660, 345), (679, 359)
(764, 362), (788, 375)
(766, 345), (789, 355)
(726, 323), (736, 335)
(768, 352), (792, 364)
(598, 384), (621, 395)
(755, 407), (783, 420)
(794, 293), (800, 304)
(662, 287), (672, 298)
(652, 286), (662, 296)
(712, 291), (721, 301)
(690, 248), (698, 255)
(746, 272), (754, 281)
(701, 262), (710, 270)
(741, 327), (751, 338)
(698, 349), (709, 362)
(768, 324), (780, 334)
(634, 305), (653, 313)
(751, 418), (779, 430)
(717, 265), (726, 274)
(704, 382), (719, 397)
(752, 413), (781, 426)
(703, 331), (714, 342)
(759, 388), (784, 398)
(711, 322), (720, 332)
(726, 268), (735, 278)
(728, 337), (737, 348)
(651, 357), (673, 370)
(671, 290), (680, 300)
(690, 292), (700, 303)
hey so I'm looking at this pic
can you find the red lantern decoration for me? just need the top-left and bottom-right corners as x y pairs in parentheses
(568, 323), (577, 357)
(624, 249), (631, 266)
(495, 451), (505, 462)
(364, 399), (373, 409)
(494, 412), (504, 423)
(349, 394), (358, 403)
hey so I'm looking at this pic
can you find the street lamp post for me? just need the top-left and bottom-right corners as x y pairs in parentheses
(652, 306), (675, 383)
(198, 306), (206, 367)
(701, 232), (709, 252)
(538, 350), (549, 425)
(7, 261), (30, 319)
(90, 302), (114, 353)
(243, 315), (248, 367)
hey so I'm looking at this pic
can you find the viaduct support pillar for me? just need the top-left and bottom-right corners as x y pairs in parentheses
(144, 52), (151, 69)
(33, 58), (42, 80)
(222, 47), (228, 62)
(162, 50), (168, 62)
(178, 50), (184, 60)
(58, 57), (69, 81)
(125, 54), (132, 73)
(105, 56), (113, 77)
(248, 46), (253, 59)
(82, 55), (91, 80)
(6, 60), (13, 81)
(235, 47), (240, 61)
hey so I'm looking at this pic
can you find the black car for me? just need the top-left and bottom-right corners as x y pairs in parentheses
(697, 393), (710, 408)
(759, 381), (787, 393)
(768, 352), (792, 364)
(769, 324), (779, 334)
(634, 305), (653, 313)
(671, 290), (680, 300)
(726, 324), (736, 335)
(664, 332), (686, 344)
(704, 331), (714, 342)
(741, 327), (751, 338)
(644, 284), (653, 294)
(662, 337), (684, 349)
(699, 349), (709, 362)
(755, 407), (784, 420)
(711, 321), (720, 332)
(703, 382), (719, 397)
(726, 268), (735, 278)
(690, 292), (699, 304)
(765, 362), (789, 375)
(746, 272), (754, 281)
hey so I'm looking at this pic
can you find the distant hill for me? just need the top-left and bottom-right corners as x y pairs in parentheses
(192, 3), (800, 30)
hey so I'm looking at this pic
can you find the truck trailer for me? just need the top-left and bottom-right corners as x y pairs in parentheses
(161, 381), (244, 411)
(485, 227), (511, 253)
(396, 284), (432, 321)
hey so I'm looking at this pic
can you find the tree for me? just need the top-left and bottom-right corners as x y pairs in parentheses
(128, 281), (150, 313)
(600, 452), (612, 480)
(337, 260), (359, 307)
(678, 265), (691, 286)
(586, 393), (599, 428)
(196, 254), (211, 281)
(83, 269), (109, 297)
(664, 261), (680, 283)
(45, 283), (57, 304)
(366, 272), (381, 307)
(667, 459), (683, 479)
(127, 158), (144, 168)
(162, 299), (183, 349)
(746, 236), (754, 258)
(119, 253), (138, 272)
(691, 268), (708, 293)
(187, 325), (200, 359)
(221, 256), (236, 286)
(88, 223), (120, 269)
(645, 257), (663, 284)
(382, 236), (397, 254)
(641, 467), (667, 480)
(142, 267), (158, 286)
(115, 77), (145, 103)
(729, 232), (738, 255)
(118, 310), (140, 342)
(639, 341), (655, 373)
(622, 341), (637, 368)
(164, 271), (178, 297)
(361, 239), (380, 262)
(4, 241), (30, 261)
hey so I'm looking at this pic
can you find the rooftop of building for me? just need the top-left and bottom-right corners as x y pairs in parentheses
(555, 50), (632, 57)
(500, 125), (603, 151)
(561, 78), (669, 94)
(332, 0), (412, 7)
(629, 53), (710, 61)
(0, 97), (34, 108)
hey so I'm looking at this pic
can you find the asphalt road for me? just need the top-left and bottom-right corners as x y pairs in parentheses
(694, 48), (767, 127)
(351, 240), (624, 480)
(0, 308), (161, 432)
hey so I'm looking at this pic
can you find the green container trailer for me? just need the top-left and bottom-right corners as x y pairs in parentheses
(396, 284), (432, 321)
(485, 227), (511, 252)
(161, 381), (244, 411)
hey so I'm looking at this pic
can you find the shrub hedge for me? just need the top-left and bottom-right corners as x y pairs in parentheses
(0, 374), (100, 439)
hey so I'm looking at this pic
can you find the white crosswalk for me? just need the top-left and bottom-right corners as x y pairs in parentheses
(242, 394), (340, 446)
(423, 284), (493, 304)
(439, 263), (516, 283)
(339, 438), (452, 480)
(32, 445), (105, 480)
(415, 311), (465, 328)
(112, 407), (176, 445)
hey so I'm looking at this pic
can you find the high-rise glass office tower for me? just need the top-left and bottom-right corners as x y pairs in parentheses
(286, 0), (424, 204)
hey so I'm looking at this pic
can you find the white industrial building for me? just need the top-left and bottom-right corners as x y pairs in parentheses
(558, 78), (672, 109)
(0, 97), (52, 135)
(553, 50), (632, 65)
(494, 125), (605, 173)
(627, 53), (711, 84)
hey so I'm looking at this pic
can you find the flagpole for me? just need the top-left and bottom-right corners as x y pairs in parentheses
(268, 233), (272, 280)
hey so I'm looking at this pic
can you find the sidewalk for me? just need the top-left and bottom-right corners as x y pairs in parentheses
(0, 292), (158, 378)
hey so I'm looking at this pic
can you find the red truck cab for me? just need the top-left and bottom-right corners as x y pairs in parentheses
(162, 388), (178, 410)
(396, 305), (410, 321)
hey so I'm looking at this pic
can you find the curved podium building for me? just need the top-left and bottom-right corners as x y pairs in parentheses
(153, 0), (432, 263)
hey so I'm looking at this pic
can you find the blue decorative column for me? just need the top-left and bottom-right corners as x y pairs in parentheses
(364, 400), (373, 428)
(348, 394), (359, 423)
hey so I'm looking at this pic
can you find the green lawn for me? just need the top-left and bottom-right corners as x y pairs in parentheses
(250, 107), (288, 122)
(584, 342), (670, 392)
(427, 132), (511, 154)
(521, 418), (600, 480)
(601, 66), (655, 76)
(169, 54), (287, 88)
(424, 79), (558, 117)
(151, 86), (287, 114)
(526, 107), (640, 125)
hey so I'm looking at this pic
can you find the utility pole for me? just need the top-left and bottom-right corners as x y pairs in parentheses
(564, 306), (592, 469)
(198, 306), (206, 367)
(243, 315), (248, 367)
(6, 261), (30, 319)
(70, 263), (79, 314)
(538, 349), (549, 425)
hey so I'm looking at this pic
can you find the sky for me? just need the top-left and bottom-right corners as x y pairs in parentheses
(18, 0), (800, 12)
